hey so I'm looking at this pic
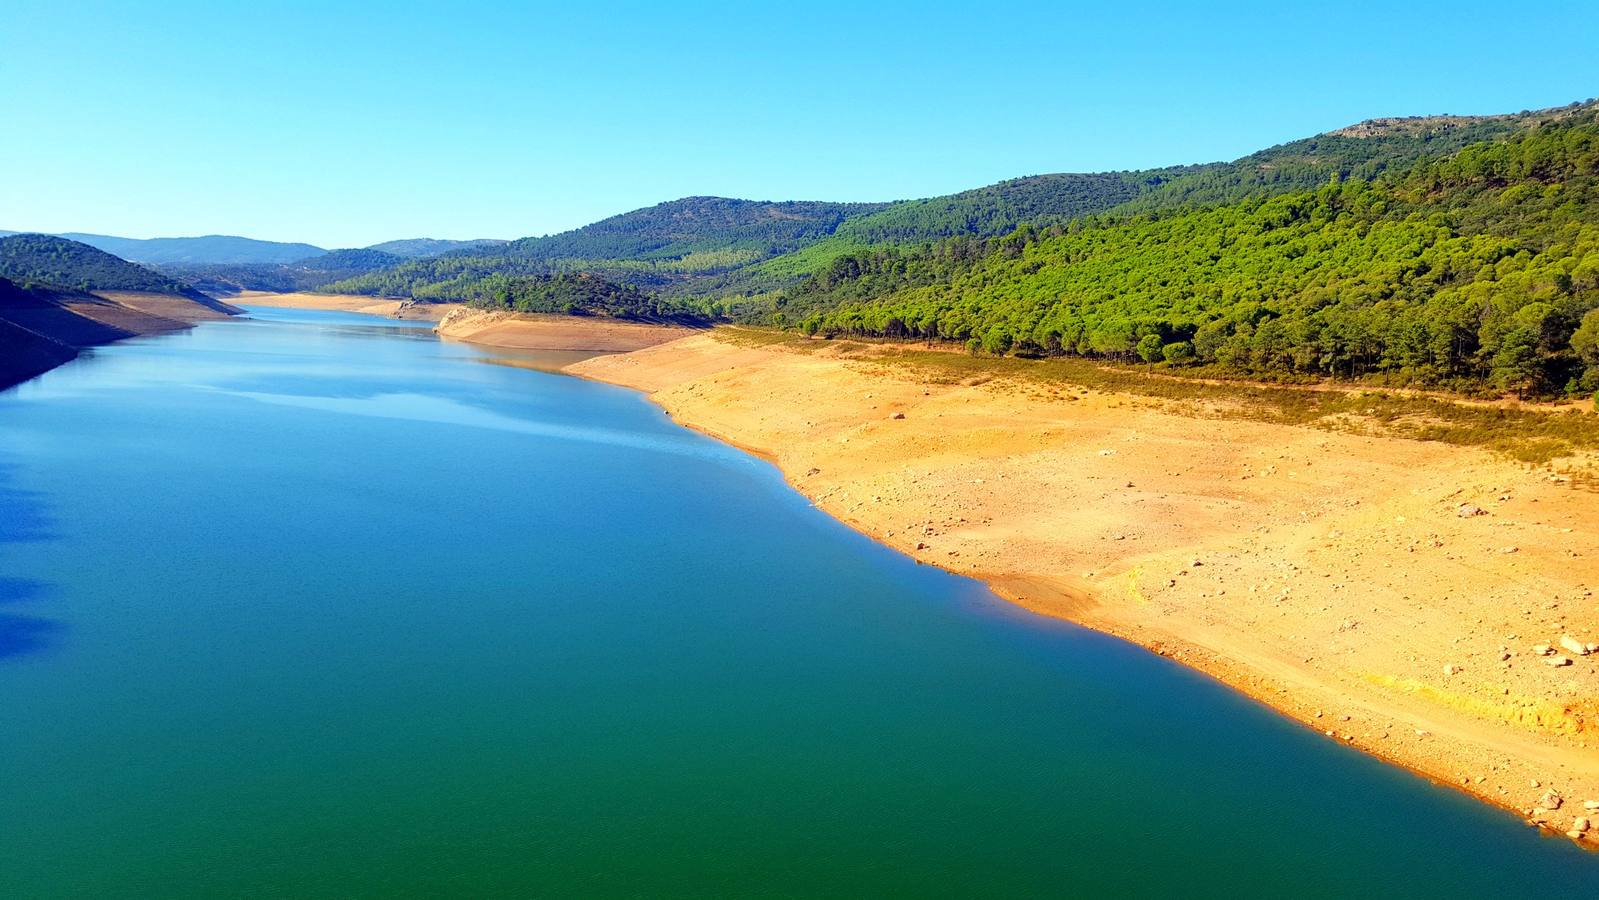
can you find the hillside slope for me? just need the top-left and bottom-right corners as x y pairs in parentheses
(366, 237), (507, 257)
(775, 108), (1599, 397)
(0, 237), (243, 389)
(0, 234), (207, 297)
(324, 197), (889, 300)
(160, 248), (406, 295)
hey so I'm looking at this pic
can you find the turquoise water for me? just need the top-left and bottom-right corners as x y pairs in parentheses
(0, 306), (1593, 897)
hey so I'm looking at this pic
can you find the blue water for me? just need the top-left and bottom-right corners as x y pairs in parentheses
(0, 306), (1593, 896)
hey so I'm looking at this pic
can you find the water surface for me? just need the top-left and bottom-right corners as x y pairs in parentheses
(1, 307), (1593, 896)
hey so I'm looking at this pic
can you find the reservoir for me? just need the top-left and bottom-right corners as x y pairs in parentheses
(1, 307), (1593, 896)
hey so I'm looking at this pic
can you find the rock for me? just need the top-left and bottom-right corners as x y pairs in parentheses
(890, 412), (905, 420)
(1191, 559), (1204, 568)
(1540, 791), (1564, 810)
(915, 542), (928, 551)
(1534, 643), (1555, 656)
(1560, 635), (1590, 656)
(1585, 801), (1599, 811)
(1546, 656), (1574, 667)
(1443, 664), (1460, 676)
(1457, 503), (1487, 518)
(1575, 817), (1590, 833)
(1569, 830), (1587, 840)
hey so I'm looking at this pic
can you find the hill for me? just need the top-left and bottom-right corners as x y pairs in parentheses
(45, 232), (327, 265)
(717, 168), (1207, 296)
(160, 247), (406, 295)
(0, 234), (206, 296)
(1113, 100), (1598, 214)
(773, 108), (1599, 397)
(0, 246), (243, 390)
(323, 197), (890, 301)
(366, 237), (507, 257)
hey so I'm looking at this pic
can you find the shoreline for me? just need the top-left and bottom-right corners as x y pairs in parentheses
(565, 331), (1599, 843)
(215, 296), (1599, 842)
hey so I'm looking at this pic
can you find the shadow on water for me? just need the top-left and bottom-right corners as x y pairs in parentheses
(0, 461), (64, 660)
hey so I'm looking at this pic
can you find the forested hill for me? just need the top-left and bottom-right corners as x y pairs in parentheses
(448, 271), (707, 324)
(776, 109), (1599, 397)
(501, 197), (884, 262)
(158, 248), (406, 295)
(1114, 102), (1598, 214)
(323, 176), (1202, 301)
(322, 197), (890, 299)
(0, 234), (206, 297)
(366, 237), (507, 257)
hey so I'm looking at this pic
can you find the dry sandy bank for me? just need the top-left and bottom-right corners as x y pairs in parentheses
(434, 308), (694, 353)
(231, 291), (457, 321)
(569, 330), (1599, 840)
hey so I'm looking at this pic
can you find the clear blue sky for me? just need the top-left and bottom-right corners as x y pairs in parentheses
(3, 1), (1594, 248)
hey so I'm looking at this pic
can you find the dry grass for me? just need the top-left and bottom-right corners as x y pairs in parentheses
(713, 327), (1599, 469)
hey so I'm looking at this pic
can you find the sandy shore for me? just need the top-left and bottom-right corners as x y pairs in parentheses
(229, 290), (458, 321)
(569, 331), (1599, 840)
(433, 307), (693, 352)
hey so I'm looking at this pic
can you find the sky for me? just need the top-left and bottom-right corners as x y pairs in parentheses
(2, 1), (1595, 249)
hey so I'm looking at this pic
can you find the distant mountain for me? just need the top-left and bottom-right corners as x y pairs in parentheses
(366, 238), (507, 257)
(158, 248), (406, 295)
(0, 234), (206, 297)
(322, 197), (890, 301)
(0, 231), (327, 265)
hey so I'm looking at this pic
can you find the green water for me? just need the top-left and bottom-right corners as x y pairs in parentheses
(0, 307), (1592, 897)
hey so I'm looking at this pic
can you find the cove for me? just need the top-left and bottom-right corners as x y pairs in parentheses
(0, 306), (1593, 897)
